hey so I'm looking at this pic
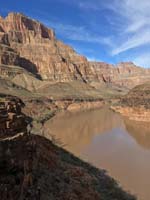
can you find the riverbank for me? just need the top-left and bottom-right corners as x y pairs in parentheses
(22, 97), (105, 132)
(111, 105), (150, 122)
(110, 82), (150, 122)
(0, 133), (136, 200)
(0, 94), (136, 200)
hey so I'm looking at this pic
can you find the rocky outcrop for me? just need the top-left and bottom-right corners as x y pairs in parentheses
(0, 13), (55, 44)
(111, 82), (150, 121)
(0, 12), (150, 90)
(0, 94), (27, 139)
(0, 45), (18, 66)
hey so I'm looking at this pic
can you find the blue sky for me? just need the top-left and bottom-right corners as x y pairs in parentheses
(1, 0), (150, 67)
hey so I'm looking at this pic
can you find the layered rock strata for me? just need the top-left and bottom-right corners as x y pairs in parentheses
(89, 62), (150, 88)
(0, 12), (150, 90)
(0, 13), (93, 82)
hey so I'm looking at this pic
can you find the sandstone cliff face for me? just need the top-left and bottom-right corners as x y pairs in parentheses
(0, 13), (94, 82)
(0, 12), (150, 90)
(0, 13), (55, 44)
(89, 62), (150, 89)
(0, 45), (18, 66)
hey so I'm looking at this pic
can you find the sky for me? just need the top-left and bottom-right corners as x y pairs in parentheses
(1, 0), (150, 67)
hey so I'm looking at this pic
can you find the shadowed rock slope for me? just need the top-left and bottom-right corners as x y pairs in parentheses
(0, 95), (136, 200)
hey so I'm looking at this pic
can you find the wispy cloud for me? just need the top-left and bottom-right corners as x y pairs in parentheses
(34, 0), (150, 67)
(109, 0), (150, 55)
(112, 29), (150, 55)
(59, 0), (150, 57)
(78, 1), (101, 11)
(44, 20), (113, 46)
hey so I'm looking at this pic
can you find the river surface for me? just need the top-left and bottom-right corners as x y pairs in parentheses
(44, 107), (150, 200)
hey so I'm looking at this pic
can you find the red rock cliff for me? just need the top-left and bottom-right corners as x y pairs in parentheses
(89, 62), (150, 88)
(0, 12), (150, 89)
(0, 13), (94, 82)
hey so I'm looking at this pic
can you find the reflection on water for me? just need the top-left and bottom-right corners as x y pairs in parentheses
(44, 108), (124, 155)
(44, 106), (150, 200)
(124, 119), (150, 150)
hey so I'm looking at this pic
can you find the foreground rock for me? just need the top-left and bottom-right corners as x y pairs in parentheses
(0, 134), (137, 200)
(0, 94), (27, 140)
(111, 82), (150, 122)
(0, 94), (136, 200)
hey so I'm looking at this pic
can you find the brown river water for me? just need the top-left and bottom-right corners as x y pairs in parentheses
(44, 106), (150, 200)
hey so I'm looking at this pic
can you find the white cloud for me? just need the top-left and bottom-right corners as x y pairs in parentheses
(36, 0), (150, 67)
(125, 20), (148, 33)
(70, 0), (150, 57)
(112, 29), (150, 55)
(110, 0), (150, 55)
(44, 20), (113, 46)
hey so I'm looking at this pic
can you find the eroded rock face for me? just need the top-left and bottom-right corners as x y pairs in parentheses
(0, 12), (150, 89)
(0, 12), (55, 44)
(0, 13), (94, 82)
(89, 62), (150, 89)
(0, 45), (19, 66)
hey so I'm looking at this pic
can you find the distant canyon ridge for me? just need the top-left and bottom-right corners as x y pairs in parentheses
(0, 12), (150, 93)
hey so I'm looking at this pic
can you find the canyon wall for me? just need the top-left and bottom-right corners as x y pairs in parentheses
(0, 12), (150, 90)
(0, 13), (94, 83)
(89, 62), (150, 88)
